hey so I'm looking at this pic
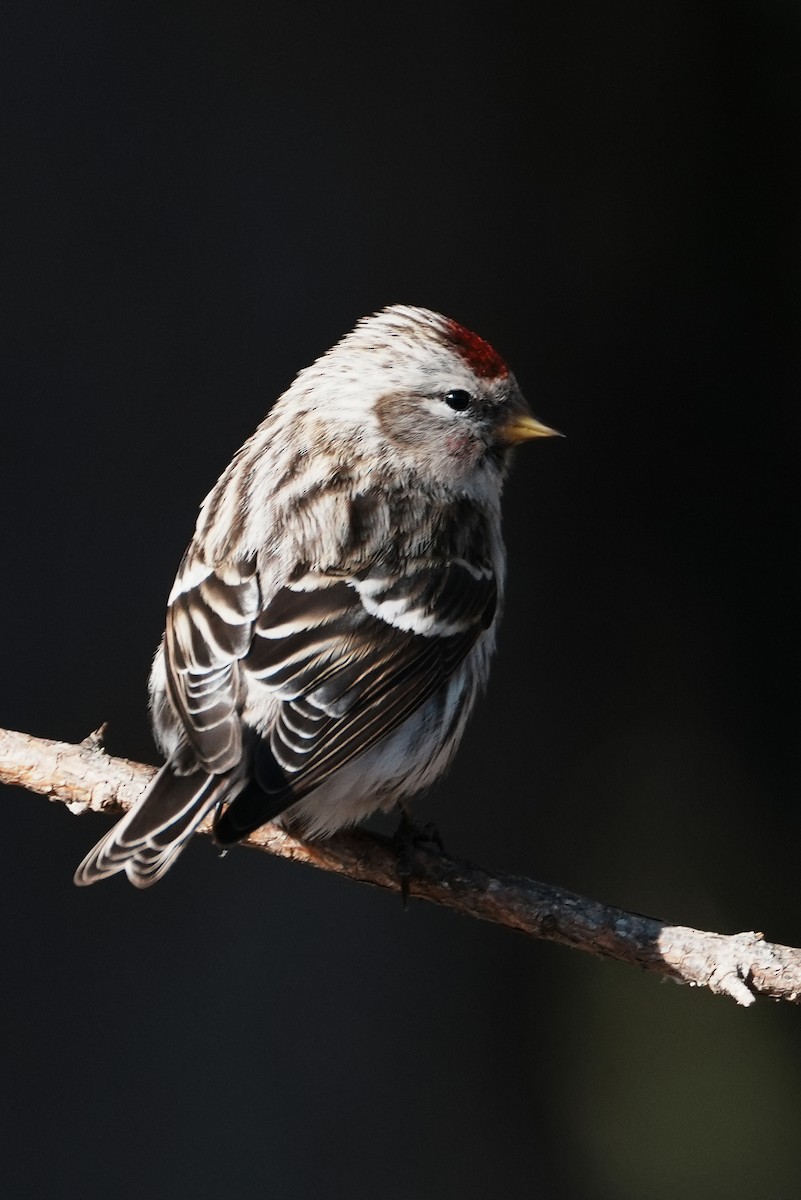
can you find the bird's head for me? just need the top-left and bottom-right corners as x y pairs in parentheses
(288, 305), (560, 494)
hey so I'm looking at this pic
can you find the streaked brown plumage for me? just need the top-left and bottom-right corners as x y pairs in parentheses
(74, 305), (558, 887)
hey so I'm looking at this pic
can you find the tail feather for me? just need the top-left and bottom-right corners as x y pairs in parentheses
(213, 743), (297, 846)
(74, 761), (247, 888)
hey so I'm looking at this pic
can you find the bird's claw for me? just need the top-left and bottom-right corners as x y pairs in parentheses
(392, 813), (445, 908)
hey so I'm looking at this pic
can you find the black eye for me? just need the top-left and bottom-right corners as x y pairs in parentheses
(443, 389), (472, 412)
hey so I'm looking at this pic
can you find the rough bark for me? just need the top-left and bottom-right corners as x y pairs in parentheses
(2, 724), (799, 1008)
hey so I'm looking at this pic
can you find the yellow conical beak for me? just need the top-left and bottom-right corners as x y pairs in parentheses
(496, 413), (563, 446)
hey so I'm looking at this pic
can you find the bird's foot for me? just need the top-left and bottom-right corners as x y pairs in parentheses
(392, 811), (445, 908)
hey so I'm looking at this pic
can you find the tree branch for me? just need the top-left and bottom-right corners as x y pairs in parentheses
(2, 724), (799, 1008)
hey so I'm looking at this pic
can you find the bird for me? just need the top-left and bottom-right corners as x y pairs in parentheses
(74, 305), (559, 887)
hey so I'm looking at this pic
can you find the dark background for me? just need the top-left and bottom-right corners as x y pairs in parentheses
(2, 2), (800, 1196)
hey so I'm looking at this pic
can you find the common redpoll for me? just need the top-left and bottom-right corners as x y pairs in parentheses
(74, 305), (558, 887)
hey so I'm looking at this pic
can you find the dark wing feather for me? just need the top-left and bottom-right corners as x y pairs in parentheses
(242, 561), (496, 805)
(161, 540), (495, 846)
(165, 552), (260, 772)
